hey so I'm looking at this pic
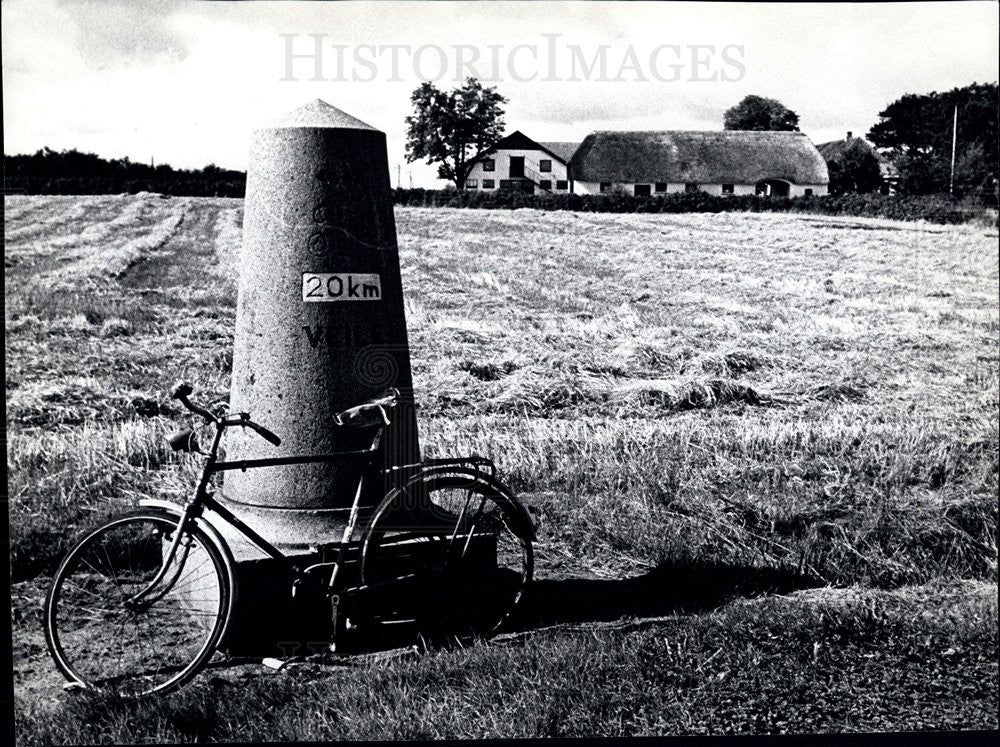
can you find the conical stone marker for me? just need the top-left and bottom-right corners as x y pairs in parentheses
(223, 99), (420, 549)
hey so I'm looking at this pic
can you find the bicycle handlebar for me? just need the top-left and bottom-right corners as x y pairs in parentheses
(172, 382), (397, 440)
(236, 413), (282, 446)
(170, 381), (281, 446)
(170, 382), (193, 400)
(171, 381), (217, 424)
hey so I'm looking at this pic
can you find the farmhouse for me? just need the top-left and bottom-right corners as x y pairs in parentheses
(816, 131), (895, 194)
(463, 131), (578, 193)
(464, 129), (829, 197)
(570, 130), (828, 197)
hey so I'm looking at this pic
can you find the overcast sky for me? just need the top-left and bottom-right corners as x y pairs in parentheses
(3, 0), (997, 188)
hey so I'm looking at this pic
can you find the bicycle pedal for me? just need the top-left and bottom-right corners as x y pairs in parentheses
(262, 656), (301, 671)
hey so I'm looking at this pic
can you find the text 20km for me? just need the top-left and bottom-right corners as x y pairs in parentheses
(302, 273), (381, 302)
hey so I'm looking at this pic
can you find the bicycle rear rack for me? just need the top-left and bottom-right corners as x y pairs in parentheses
(382, 455), (497, 481)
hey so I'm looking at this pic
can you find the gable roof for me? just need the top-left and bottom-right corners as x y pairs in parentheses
(816, 135), (898, 179)
(570, 130), (829, 185)
(816, 136), (877, 163)
(468, 131), (576, 167)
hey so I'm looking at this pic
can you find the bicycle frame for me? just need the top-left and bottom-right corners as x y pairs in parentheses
(131, 409), (500, 607)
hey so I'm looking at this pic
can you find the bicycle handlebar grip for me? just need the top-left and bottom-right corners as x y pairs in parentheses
(166, 429), (199, 453)
(247, 420), (282, 446)
(171, 382), (194, 400)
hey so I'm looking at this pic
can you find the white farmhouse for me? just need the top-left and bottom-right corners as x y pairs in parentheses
(464, 131), (577, 193)
(569, 130), (829, 197)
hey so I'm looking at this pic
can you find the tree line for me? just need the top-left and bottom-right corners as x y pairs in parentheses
(3, 148), (246, 196)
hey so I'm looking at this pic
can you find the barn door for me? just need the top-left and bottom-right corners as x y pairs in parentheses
(509, 157), (524, 178)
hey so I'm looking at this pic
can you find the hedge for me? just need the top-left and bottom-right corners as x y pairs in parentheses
(392, 188), (998, 225)
(6, 176), (994, 225)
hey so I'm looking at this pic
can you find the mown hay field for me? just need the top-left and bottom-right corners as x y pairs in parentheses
(7, 194), (999, 740)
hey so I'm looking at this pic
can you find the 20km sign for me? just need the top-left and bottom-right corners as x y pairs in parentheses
(302, 273), (381, 302)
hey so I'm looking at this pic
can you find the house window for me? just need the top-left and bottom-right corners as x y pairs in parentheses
(482, 179), (495, 189)
(600, 182), (612, 193)
(655, 183), (667, 193)
(804, 188), (813, 196)
(483, 159), (495, 172)
(466, 179), (478, 189)
(556, 180), (568, 190)
(539, 180), (552, 190)
(634, 184), (651, 197)
(722, 184), (735, 195)
(539, 159), (552, 172)
(685, 183), (699, 193)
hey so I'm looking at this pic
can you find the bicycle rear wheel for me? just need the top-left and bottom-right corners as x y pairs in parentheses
(360, 473), (532, 638)
(44, 510), (235, 696)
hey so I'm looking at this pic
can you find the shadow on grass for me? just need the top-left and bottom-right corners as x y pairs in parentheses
(345, 562), (819, 653)
(210, 561), (819, 662)
(509, 562), (818, 631)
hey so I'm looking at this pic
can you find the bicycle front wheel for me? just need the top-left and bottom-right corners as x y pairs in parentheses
(360, 474), (532, 638)
(44, 510), (235, 696)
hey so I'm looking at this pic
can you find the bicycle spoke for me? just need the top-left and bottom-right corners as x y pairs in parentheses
(136, 615), (165, 683)
(98, 542), (126, 598)
(62, 579), (120, 610)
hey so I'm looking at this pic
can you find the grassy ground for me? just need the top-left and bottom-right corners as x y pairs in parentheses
(6, 195), (999, 740)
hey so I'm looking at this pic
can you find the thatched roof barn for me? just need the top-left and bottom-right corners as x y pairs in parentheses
(464, 128), (829, 197)
(569, 130), (829, 197)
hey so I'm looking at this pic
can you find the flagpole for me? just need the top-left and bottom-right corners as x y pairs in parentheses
(949, 105), (957, 195)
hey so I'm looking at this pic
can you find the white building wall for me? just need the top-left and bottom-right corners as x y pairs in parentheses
(572, 181), (601, 195)
(790, 183), (827, 197)
(574, 181), (828, 197)
(465, 149), (570, 191)
(574, 181), (696, 195)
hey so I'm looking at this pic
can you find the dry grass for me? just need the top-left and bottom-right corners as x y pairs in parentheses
(6, 197), (997, 582)
(6, 196), (998, 738)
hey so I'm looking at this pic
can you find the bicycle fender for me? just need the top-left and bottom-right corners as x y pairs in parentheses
(138, 498), (238, 651)
(139, 498), (184, 514)
(405, 467), (537, 542)
(138, 499), (236, 568)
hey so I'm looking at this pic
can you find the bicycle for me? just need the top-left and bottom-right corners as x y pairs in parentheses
(44, 382), (534, 696)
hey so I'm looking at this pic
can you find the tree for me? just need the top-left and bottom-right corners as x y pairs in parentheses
(404, 77), (507, 189)
(723, 95), (800, 131)
(867, 83), (998, 196)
